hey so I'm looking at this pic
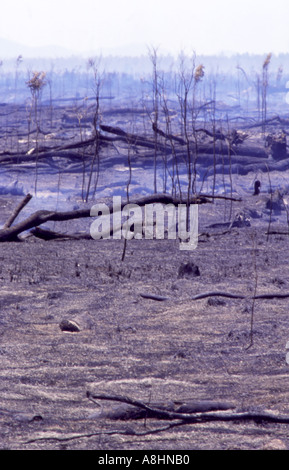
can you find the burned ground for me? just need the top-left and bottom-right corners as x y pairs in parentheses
(1, 194), (289, 450)
(1, 97), (289, 450)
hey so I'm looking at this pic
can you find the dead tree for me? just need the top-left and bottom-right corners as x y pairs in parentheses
(0, 193), (211, 242)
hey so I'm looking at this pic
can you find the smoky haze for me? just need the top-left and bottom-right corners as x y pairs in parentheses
(1, 0), (289, 57)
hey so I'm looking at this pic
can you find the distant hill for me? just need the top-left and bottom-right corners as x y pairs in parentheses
(0, 37), (157, 60)
(0, 37), (74, 59)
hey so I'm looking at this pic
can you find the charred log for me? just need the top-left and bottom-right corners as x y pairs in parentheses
(100, 124), (170, 151)
(0, 193), (212, 242)
(152, 123), (186, 145)
(265, 132), (287, 160)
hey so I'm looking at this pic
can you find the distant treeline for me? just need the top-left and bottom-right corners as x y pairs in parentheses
(0, 52), (288, 106)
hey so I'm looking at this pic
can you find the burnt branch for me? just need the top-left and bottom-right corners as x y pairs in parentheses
(3, 193), (33, 229)
(86, 391), (289, 425)
(86, 391), (235, 421)
(100, 124), (170, 151)
(191, 291), (289, 301)
(0, 193), (211, 242)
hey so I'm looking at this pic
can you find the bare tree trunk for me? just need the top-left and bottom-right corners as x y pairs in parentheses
(3, 193), (33, 229)
(149, 47), (160, 194)
(85, 58), (102, 202)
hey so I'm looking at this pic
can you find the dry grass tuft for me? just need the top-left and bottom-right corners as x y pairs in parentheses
(194, 64), (205, 83)
(26, 71), (47, 93)
(263, 53), (272, 70)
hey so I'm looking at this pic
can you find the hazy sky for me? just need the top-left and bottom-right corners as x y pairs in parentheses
(1, 0), (289, 56)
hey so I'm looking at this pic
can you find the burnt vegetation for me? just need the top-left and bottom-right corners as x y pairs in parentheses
(1, 51), (289, 450)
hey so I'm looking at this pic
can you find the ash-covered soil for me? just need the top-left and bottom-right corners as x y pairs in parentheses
(1, 191), (289, 450)
(1, 94), (289, 450)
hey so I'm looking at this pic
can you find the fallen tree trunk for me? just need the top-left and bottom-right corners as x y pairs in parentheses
(0, 193), (212, 242)
(100, 124), (171, 152)
(25, 391), (289, 444)
(152, 123), (267, 158)
(152, 123), (186, 145)
(86, 391), (289, 426)
(87, 391), (235, 420)
(0, 130), (116, 165)
(86, 391), (235, 421)
(30, 226), (91, 241)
